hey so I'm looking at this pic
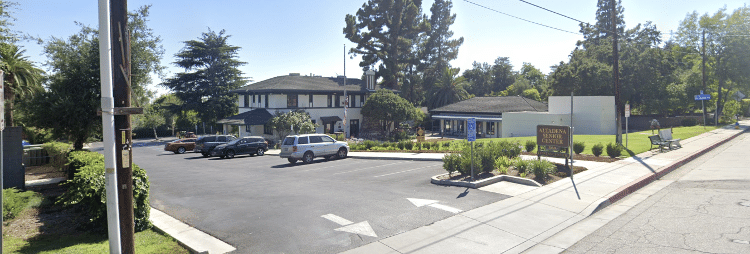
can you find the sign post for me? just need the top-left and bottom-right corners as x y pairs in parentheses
(625, 104), (630, 148)
(467, 118), (476, 181)
(537, 125), (571, 170)
(695, 90), (711, 129)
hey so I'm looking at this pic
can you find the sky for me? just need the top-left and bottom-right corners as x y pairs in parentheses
(9, 0), (750, 98)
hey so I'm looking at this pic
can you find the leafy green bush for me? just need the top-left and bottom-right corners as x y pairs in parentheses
(391, 130), (410, 142)
(423, 142), (431, 150)
(396, 141), (405, 150)
(681, 118), (698, 127)
(381, 142), (392, 149)
(459, 149), (481, 176)
(514, 158), (530, 174)
(442, 154), (461, 175)
(334, 133), (346, 141)
(362, 140), (378, 150)
(57, 151), (151, 232)
(529, 159), (556, 178)
(494, 156), (513, 174)
(404, 141), (414, 150)
(3, 188), (43, 221)
(606, 143), (622, 158)
(573, 141), (586, 154)
(42, 142), (73, 171)
(23, 126), (55, 144)
(524, 140), (536, 152)
(592, 143), (604, 157)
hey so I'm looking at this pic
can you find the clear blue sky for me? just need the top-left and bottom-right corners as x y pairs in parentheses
(10, 0), (749, 98)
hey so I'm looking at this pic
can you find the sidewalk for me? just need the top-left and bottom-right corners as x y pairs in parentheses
(339, 122), (748, 254)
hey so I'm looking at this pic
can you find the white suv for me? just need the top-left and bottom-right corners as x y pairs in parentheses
(279, 134), (349, 164)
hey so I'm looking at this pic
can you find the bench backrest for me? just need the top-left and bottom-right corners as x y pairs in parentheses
(649, 135), (663, 144)
(659, 129), (673, 141)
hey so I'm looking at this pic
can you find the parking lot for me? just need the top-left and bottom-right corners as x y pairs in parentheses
(131, 143), (510, 253)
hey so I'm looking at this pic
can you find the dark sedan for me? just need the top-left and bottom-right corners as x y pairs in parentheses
(210, 136), (268, 159)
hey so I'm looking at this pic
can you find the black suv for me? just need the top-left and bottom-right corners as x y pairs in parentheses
(210, 136), (269, 159)
(194, 135), (237, 157)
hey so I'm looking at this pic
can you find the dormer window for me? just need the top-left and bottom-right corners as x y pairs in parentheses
(365, 70), (375, 91)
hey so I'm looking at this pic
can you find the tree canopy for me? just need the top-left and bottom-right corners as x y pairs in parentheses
(268, 110), (317, 142)
(362, 89), (421, 134)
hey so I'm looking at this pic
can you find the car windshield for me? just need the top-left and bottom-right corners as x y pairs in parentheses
(227, 139), (241, 145)
(282, 137), (295, 145)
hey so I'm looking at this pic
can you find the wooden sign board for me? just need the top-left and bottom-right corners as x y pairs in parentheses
(537, 125), (571, 159)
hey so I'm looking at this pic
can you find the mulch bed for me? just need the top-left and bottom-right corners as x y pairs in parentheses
(436, 163), (589, 186)
(25, 165), (67, 181)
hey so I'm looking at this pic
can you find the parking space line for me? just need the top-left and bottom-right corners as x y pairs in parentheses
(298, 160), (364, 172)
(372, 165), (436, 178)
(332, 161), (411, 175)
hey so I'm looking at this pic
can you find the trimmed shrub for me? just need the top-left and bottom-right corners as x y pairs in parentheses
(397, 141), (405, 150)
(42, 142), (72, 171)
(529, 159), (556, 178)
(494, 156), (513, 174)
(681, 118), (698, 127)
(442, 154), (461, 175)
(3, 188), (43, 221)
(362, 140), (378, 150)
(459, 150), (482, 176)
(525, 140), (536, 152)
(57, 151), (151, 232)
(606, 143), (623, 158)
(381, 142), (392, 149)
(404, 141), (414, 150)
(423, 142), (432, 150)
(334, 133), (346, 141)
(514, 158), (531, 174)
(592, 143), (604, 157)
(573, 141), (586, 155)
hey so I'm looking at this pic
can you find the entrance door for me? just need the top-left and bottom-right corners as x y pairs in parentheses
(350, 119), (360, 138)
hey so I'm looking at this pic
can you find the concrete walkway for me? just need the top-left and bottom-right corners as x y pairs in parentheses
(338, 122), (748, 254)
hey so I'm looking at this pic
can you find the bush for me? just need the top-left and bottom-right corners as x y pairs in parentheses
(606, 143), (622, 158)
(529, 159), (556, 178)
(592, 143), (604, 157)
(396, 141), (405, 150)
(573, 141), (586, 154)
(495, 156), (513, 174)
(42, 142), (73, 171)
(57, 151), (151, 232)
(381, 142), (392, 149)
(334, 133), (346, 141)
(3, 188), (43, 221)
(514, 159), (531, 174)
(442, 154), (461, 175)
(404, 141), (415, 150)
(362, 140), (379, 150)
(392, 130), (410, 142)
(525, 140), (536, 152)
(681, 118), (698, 127)
(423, 142), (431, 150)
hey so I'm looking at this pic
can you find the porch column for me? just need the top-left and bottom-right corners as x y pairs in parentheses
(440, 119), (444, 138)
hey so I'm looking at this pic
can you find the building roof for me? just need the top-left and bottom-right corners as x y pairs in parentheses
(217, 108), (274, 125)
(430, 96), (548, 115)
(231, 74), (374, 94)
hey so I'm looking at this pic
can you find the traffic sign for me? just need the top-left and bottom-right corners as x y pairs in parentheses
(624, 104), (630, 118)
(467, 118), (476, 142)
(694, 94), (711, 101)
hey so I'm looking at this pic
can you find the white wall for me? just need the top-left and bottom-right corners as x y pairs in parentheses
(501, 96), (616, 137)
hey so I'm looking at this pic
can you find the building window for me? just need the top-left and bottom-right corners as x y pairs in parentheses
(487, 122), (495, 135)
(265, 94), (269, 108)
(360, 95), (365, 107)
(287, 94), (298, 108)
(327, 95), (332, 107)
(244, 94), (249, 107)
(245, 125), (251, 133)
(264, 123), (273, 135)
(252, 94), (256, 103)
(309, 94), (313, 107)
(335, 94), (340, 108)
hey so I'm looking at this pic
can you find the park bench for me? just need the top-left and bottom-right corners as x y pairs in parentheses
(648, 135), (671, 152)
(659, 129), (682, 149)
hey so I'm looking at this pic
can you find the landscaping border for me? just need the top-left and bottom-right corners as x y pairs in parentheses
(431, 173), (542, 189)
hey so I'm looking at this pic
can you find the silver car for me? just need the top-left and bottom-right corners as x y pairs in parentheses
(279, 134), (349, 164)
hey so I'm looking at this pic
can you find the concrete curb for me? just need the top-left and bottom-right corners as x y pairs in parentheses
(589, 126), (747, 215)
(350, 155), (443, 161)
(149, 207), (235, 254)
(431, 173), (542, 188)
(25, 177), (66, 187)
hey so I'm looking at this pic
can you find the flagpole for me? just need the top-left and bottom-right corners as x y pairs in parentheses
(343, 44), (347, 138)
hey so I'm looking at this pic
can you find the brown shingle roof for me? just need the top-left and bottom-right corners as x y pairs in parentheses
(430, 96), (548, 114)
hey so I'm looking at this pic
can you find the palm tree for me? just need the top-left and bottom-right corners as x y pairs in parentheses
(1, 43), (44, 126)
(428, 67), (469, 109)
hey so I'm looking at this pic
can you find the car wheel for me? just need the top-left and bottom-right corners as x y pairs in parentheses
(226, 150), (235, 159)
(288, 158), (297, 164)
(303, 152), (314, 163)
(256, 149), (265, 156)
(337, 148), (348, 159)
(220, 155), (225, 159)
(177, 147), (186, 154)
(324, 155), (331, 160)
(202, 153), (209, 158)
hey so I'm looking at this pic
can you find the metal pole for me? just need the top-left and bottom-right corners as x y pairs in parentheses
(470, 141), (474, 181)
(110, 0), (135, 252)
(626, 116), (629, 148)
(98, 0), (122, 252)
(702, 100), (706, 130)
(570, 92), (574, 175)
(1, 69), (4, 254)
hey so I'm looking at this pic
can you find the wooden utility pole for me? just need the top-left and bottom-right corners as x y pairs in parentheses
(110, 0), (136, 253)
(612, 0), (622, 144)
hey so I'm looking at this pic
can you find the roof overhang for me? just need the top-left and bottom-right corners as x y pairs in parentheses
(431, 115), (503, 121)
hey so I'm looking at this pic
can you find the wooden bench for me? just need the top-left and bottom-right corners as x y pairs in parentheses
(659, 129), (682, 149)
(649, 135), (671, 152)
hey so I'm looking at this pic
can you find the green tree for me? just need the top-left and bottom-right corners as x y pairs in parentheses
(362, 89), (420, 134)
(0, 1), (18, 43)
(25, 7), (164, 150)
(1, 43), (44, 126)
(420, 0), (463, 95)
(463, 57), (516, 97)
(137, 104), (166, 140)
(268, 110), (317, 142)
(344, 0), (429, 90)
(162, 29), (247, 126)
(128, 5), (166, 107)
(429, 67), (470, 109)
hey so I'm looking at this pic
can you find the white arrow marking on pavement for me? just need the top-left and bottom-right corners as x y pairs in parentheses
(321, 214), (378, 238)
(407, 198), (462, 214)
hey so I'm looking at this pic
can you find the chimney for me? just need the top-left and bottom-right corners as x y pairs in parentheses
(289, 73), (300, 76)
(365, 70), (375, 91)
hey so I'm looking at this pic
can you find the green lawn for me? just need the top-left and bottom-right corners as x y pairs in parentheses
(460, 125), (719, 158)
(2, 229), (189, 254)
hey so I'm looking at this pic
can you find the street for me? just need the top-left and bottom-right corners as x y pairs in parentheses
(564, 132), (750, 253)
(129, 143), (508, 253)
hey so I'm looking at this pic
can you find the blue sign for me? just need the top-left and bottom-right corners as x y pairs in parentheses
(695, 94), (711, 101)
(467, 118), (476, 142)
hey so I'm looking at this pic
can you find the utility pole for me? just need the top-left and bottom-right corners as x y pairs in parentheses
(612, 0), (622, 145)
(111, 0), (141, 253)
(702, 29), (707, 126)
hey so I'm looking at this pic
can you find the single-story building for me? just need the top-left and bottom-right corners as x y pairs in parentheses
(430, 96), (548, 138)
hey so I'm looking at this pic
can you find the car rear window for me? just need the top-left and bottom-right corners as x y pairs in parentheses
(202, 136), (216, 142)
(297, 137), (309, 144)
(283, 137), (295, 145)
(309, 136), (323, 143)
(217, 136), (227, 142)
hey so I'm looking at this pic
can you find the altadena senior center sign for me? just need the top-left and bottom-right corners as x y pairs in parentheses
(536, 125), (571, 158)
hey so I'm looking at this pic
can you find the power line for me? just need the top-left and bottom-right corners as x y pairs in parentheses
(517, 0), (586, 24)
(462, 0), (580, 35)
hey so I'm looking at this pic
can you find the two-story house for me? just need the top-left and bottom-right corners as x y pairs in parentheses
(218, 70), (378, 141)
